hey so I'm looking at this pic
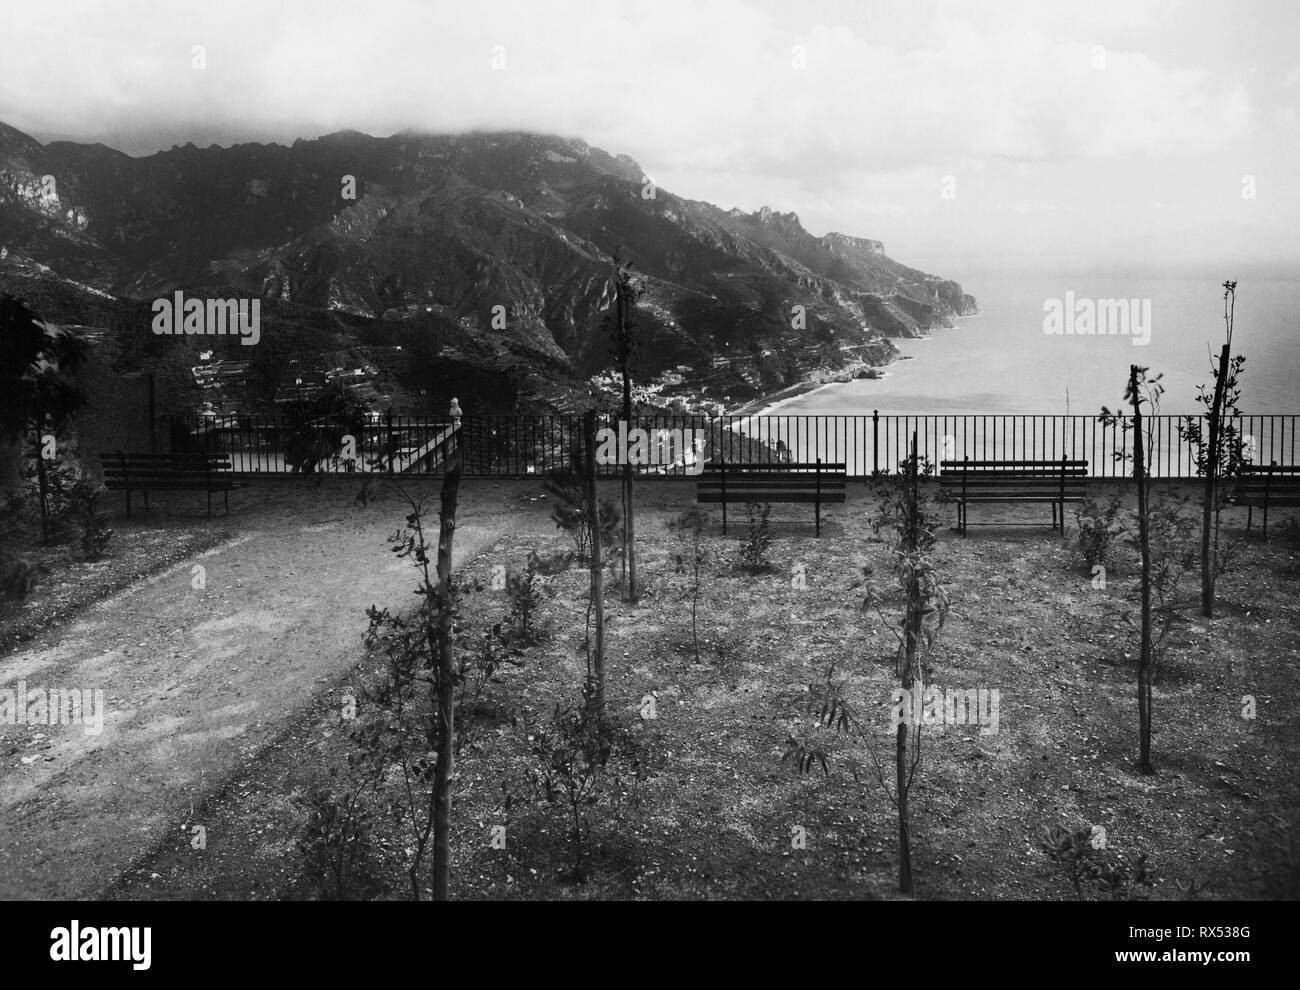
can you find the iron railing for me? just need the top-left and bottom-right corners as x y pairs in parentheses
(167, 412), (1299, 480)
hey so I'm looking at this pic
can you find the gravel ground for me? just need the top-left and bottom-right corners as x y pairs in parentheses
(0, 476), (530, 899)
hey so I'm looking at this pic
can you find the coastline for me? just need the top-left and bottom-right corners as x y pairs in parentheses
(728, 310), (981, 417)
(727, 360), (885, 416)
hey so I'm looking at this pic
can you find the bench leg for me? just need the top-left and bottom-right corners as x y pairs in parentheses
(125, 490), (131, 520)
(816, 497), (821, 537)
(1246, 505), (1252, 531)
(207, 489), (213, 519)
(143, 490), (150, 513)
(722, 500), (727, 536)
(224, 489), (230, 515)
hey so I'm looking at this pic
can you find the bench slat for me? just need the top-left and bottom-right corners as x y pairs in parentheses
(943, 460), (1088, 468)
(697, 492), (846, 504)
(707, 462), (846, 471)
(696, 479), (847, 489)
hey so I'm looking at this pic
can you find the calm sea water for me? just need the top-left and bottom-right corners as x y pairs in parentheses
(773, 273), (1300, 416)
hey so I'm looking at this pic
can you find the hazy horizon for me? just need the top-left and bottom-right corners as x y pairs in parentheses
(3, 0), (1297, 276)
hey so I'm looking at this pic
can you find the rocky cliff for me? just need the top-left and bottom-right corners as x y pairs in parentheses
(0, 123), (977, 413)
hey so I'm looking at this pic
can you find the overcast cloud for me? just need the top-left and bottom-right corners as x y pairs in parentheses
(1, 0), (1295, 275)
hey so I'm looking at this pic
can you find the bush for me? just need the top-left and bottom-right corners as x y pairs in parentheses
(543, 469), (621, 563)
(19, 451), (79, 544)
(68, 480), (112, 561)
(528, 700), (661, 883)
(1041, 823), (1154, 900)
(458, 617), (528, 720)
(1143, 492), (1202, 678)
(503, 554), (544, 646)
(1277, 515), (1300, 549)
(738, 501), (773, 573)
(0, 552), (40, 600)
(0, 490), (29, 542)
(1073, 490), (1124, 569)
(669, 506), (709, 661)
(297, 778), (374, 900)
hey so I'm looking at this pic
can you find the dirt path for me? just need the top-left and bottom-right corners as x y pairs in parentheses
(0, 478), (529, 899)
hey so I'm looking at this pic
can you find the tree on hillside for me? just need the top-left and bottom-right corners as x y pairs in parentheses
(871, 435), (949, 893)
(0, 295), (87, 516)
(605, 258), (644, 602)
(281, 391), (369, 473)
(380, 451), (464, 899)
(1101, 366), (1164, 774)
(429, 443), (463, 899)
(583, 409), (608, 724)
(786, 435), (950, 896)
(1177, 280), (1247, 618)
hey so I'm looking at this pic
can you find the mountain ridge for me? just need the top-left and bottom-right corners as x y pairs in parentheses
(0, 122), (977, 415)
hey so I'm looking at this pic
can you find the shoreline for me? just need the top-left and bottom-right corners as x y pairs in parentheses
(728, 356), (908, 418)
(728, 312), (981, 417)
(727, 360), (887, 417)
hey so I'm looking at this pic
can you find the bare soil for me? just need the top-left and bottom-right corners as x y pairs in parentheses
(0, 477), (517, 898)
(25, 478), (1292, 901)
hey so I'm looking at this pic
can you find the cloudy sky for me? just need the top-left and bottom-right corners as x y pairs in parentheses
(2, 0), (1296, 277)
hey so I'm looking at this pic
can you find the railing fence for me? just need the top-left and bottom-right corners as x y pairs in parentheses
(167, 411), (1298, 480)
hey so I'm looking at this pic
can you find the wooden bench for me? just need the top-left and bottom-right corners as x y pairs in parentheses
(100, 451), (242, 518)
(1233, 462), (1300, 538)
(939, 458), (1088, 536)
(696, 460), (847, 536)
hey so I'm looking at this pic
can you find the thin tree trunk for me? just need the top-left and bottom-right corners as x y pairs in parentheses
(35, 432), (50, 545)
(896, 433), (921, 894)
(623, 465), (636, 600)
(431, 446), (462, 901)
(584, 410), (607, 723)
(1201, 343), (1230, 617)
(620, 281), (638, 603)
(691, 560), (700, 660)
(1130, 367), (1155, 774)
(895, 721), (912, 894)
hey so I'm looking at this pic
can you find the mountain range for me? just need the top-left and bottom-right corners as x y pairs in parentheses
(0, 121), (977, 414)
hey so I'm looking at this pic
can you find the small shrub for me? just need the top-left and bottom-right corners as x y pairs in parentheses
(528, 698), (660, 883)
(297, 777), (374, 900)
(1041, 823), (1154, 900)
(669, 506), (709, 661)
(1277, 515), (1300, 549)
(1073, 490), (1124, 569)
(458, 623), (514, 719)
(1141, 492), (1202, 679)
(68, 480), (112, 561)
(19, 451), (79, 543)
(0, 490), (30, 542)
(503, 554), (544, 646)
(530, 700), (616, 884)
(0, 552), (40, 600)
(543, 469), (621, 563)
(738, 501), (773, 573)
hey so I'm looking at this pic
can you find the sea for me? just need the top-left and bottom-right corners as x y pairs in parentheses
(769, 272), (1299, 417)
(741, 271), (1298, 474)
